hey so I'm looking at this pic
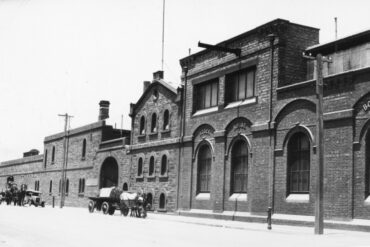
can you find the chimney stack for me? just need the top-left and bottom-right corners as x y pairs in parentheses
(153, 70), (164, 81)
(143, 81), (151, 93)
(98, 100), (110, 121)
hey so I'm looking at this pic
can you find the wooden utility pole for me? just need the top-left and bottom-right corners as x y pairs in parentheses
(58, 113), (73, 208)
(315, 54), (324, 235)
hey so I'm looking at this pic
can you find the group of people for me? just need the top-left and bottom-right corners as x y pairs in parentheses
(1, 176), (28, 206)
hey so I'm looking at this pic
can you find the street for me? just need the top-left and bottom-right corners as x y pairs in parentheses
(0, 205), (369, 247)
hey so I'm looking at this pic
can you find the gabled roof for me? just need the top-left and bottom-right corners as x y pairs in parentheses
(306, 29), (370, 55)
(132, 79), (178, 114)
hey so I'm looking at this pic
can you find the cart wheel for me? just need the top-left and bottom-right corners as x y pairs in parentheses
(108, 207), (115, 215)
(88, 201), (95, 213)
(101, 202), (110, 215)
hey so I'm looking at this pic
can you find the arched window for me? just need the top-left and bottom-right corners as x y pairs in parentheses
(52, 146), (55, 163)
(44, 150), (48, 167)
(159, 193), (166, 209)
(66, 179), (69, 196)
(151, 113), (157, 133)
(35, 180), (40, 191)
(49, 180), (52, 195)
(59, 179), (61, 195)
(197, 145), (212, 193)
(163, 110), (170, 130)
(139, 116), (146, 135)
(82, 179), (85, 193)
(161, 155), (167, 176)
(122, 183), (128, 191)
(365, 131), (370, 197)
(82, 139), (87, 159)
(146, 193), (153, 210)
(231, 139), (248, 194)
(149, 156), (155, 176)
(78, 178), (85, 194)
(287, 132), (310, 194)
(137, 158), (143, 176)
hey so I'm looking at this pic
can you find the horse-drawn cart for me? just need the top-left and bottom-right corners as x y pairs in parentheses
(88, 187), (147, 218)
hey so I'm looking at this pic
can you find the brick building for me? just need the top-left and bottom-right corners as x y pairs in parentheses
(1, 19), (370, 222)
(128, 71), (181, 211)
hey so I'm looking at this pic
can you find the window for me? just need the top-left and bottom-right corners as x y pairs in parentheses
(365, 131), (370, 197)
(146, 193), (153, 210)
(122, 183), (128, 191)
(225, 68), (255, 103)
(78, 178), (85, 195)
(231, 140), (248, 193)
(149, 156), (155, 176)
(161, 155), (167, 176)
(59, 179), (61, 195)
(137, 158), (143, 177)
(151, 113), (157, 133)
(197, 145), (212, 193)
(66, 179), (69, 196)
(35, 180), (40, 191)
(44, 150), (48, 167)
(163, 110), (170, 130)
(287, 132), (310, 194)
(159, 193), (166, 209)
(49, 180), (52, 195)
(51, 146), (55, 163)
(139, 116), (146, 135)
(82, 139), (86, 159)
(194, 79), (218, 111)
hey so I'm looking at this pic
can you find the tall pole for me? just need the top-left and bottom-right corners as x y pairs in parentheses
(161, 0), (165, 71)
(58, 113), (72, 208)
(314, 54), (324, 234)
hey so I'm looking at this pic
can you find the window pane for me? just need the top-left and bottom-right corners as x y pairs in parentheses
(246, 70), (255, 98)
(204, 84), (211, 108)
(211, 82), (218, 106)
(238, 72), (246, 100)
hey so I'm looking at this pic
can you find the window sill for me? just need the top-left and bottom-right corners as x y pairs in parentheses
(192, 106), (218, 117)
(136, 175), (144, 179)
(157, 208), (167, 212)
(196, 193), (210, 200)
(159, 173), (168, 178)
(147, 174), (155, 178)
(81, 157), (86, 161)
(78, 193), (85, 197)
(149, 132), (158, 136)
(138, 134), (146, 138)
(228, 193), (247, 201)
(161, 129), (171, 134)
(286, 194), (309, 203)
(224, 97), (257, 109)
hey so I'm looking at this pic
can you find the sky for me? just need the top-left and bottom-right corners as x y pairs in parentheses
(0, 0), (370, 161)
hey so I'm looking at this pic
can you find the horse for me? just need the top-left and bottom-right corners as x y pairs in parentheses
(119, 191), (147, 218)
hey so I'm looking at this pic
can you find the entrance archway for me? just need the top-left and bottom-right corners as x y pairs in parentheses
(100, 157), (118, 188)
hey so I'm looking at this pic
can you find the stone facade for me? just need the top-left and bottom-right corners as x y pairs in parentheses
(1, 19), (370, 223)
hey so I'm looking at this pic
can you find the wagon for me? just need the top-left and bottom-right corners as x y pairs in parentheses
(88, 187), (121, 215)
(88, 187), (147, 218)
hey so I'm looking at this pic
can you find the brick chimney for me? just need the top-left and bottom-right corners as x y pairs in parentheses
(153, 70), (164, 80)
(98, 100), (110, 121)
(143, 81), (151, 93)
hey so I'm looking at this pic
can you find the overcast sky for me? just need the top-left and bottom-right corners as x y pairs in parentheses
(0, 0), (369, 161)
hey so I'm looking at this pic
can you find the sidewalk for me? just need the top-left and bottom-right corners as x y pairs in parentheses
(147, 209), (370, 232)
